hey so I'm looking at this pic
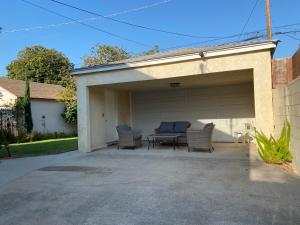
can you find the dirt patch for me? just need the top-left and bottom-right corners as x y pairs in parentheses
(274, 162), (295, 174)
(38, 166), (112, 175)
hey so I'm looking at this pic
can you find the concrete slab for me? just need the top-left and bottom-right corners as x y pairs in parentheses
(0, 144), (299, 225)
(0, 151), (80, 187)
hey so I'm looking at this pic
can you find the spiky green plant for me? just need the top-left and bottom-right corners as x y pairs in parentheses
(255, 121), (292, 164)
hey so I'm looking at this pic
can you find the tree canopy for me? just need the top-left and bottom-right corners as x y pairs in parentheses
(141, 45), (160, 56)
(82, 45), (130, 66)
(7, 46), (73, 87)
(82, 44), (160, 67)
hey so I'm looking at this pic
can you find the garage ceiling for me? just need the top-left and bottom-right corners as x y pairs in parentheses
(100, 69), (253, 92)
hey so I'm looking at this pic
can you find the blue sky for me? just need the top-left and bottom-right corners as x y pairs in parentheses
(1, 0), (300, 74)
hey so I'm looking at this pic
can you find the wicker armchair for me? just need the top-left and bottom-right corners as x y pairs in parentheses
(187, 123), (215, 152)
(116, 125), (142, 149)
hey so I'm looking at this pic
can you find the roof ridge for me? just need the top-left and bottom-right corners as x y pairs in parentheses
(0, 77), (65, 100)
(0, 77), (64, 88)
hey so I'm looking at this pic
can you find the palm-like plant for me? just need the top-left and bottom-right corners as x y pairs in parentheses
(255, 121), (292, 164)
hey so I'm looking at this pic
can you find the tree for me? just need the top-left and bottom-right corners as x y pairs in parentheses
(64, 44), (160, 124)
(23, 78), (33, 133)
(82, 44), (130, 66)
(7, 46), (73, 87)
(141, 45), (160, 56)
(60, 77), (77, 124)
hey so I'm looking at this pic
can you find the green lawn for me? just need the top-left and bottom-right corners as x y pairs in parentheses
(0, 137), (78, 158)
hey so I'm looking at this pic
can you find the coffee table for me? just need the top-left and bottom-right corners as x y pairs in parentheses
(147, 134), (180, 150)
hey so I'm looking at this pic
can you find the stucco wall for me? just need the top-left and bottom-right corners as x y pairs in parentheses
(31, 99), (76, 134)
(132, 83), (255, 142)
(118, 91), (131, 125)
(273, 77), (300, 173)
(76, 85), (131, 152)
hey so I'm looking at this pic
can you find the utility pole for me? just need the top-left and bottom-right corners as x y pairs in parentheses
(265, 0), (272, 39)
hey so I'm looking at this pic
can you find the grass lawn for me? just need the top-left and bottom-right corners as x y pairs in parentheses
(0, 137), (78, 158)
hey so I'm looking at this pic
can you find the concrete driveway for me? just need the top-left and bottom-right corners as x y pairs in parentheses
(0, 144), (299, 225)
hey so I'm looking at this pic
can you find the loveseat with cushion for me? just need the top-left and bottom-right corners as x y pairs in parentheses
(155, 121), (191, 144)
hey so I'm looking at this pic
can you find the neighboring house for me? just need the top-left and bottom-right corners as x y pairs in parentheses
(71, 40), (278, 153)
(0, 77), (76, 134)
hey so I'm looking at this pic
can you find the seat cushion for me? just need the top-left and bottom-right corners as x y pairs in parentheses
(174, 121), (190, 133)
(175, 132), (187, 137)
(159, 122), (174, 133)
(117, 124), (131, 131)
(134, 133), (142, 140)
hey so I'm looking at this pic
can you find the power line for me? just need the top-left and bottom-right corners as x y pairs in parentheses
(49, 0), (219, 39)
(238, 0), (260, 39)
(160, 31), (262, 51)
(163, 28), (300, 51)
(274, 22), (300, 29)
(285, 34), (300, 41)
(20, 0), (150, 47)
(3, 0), (173, 34)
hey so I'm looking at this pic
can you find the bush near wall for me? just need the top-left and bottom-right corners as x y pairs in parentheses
(16, 131), (77, 143)
(255, 121), (292, 164)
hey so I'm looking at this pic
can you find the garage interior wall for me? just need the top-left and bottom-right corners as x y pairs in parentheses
(132, 83), (255, 142)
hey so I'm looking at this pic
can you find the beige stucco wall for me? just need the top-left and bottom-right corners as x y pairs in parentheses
(117, 91), (131, 125)
(76, 50), (274, 153)
(31, 100), (76, 134)
(76, 84), (131, 152)
(273, 77), (300, 173)
(132, 83), (255, 142)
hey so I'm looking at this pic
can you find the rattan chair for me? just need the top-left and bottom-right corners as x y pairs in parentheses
(187, 123), (215, 152)
(116, 125), (142, 149)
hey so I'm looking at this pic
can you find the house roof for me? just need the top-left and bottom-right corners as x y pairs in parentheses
(0, 77), (64, 100)
(71, 40), (278, 75)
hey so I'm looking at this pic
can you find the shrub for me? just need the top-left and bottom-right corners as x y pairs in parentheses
(62, 100), (77, 124)
(16, 131), (77, 143)
(255, 121), (292, 164)
(0, 129), (16, 144)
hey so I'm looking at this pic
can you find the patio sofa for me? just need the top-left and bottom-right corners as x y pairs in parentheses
(155, 121), (191, 144)
(187, 123), (215, 152)
(116, 125), (142, 149)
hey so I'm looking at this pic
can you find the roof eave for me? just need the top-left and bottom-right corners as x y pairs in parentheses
(71, 40), (278, 76)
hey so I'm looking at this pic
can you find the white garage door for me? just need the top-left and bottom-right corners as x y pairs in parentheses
(132, 83), (255, 142)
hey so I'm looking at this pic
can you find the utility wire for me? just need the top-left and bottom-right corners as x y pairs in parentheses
(238, 0), (260, 39)
(163, 28), (300, 51)
(20, 0), (150, 47)
(49, 0), (219, 39)
(285, 34), (300, 41)
(274, 22), (300, 29)
(160, 31), (259, 51)
(4, 0), (173, 34)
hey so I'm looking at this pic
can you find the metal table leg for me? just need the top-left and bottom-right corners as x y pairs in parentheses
(173, 137), (176, 150)
(147, 136), (150, 150)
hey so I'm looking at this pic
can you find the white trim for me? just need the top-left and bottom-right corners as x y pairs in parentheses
(72, 42), (277, 75)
